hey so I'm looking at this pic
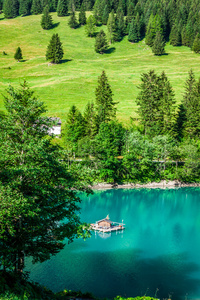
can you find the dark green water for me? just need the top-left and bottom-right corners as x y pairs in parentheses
(27, 188), (200, 299)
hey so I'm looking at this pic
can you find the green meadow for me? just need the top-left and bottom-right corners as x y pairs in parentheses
(1, 12), (200, 124)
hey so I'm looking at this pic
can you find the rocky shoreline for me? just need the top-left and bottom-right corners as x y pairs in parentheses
(91, 180), (200, 190)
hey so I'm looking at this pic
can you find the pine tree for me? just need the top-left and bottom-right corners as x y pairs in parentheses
(41, 5), (53, 29)
(115, 9), (125, 40)
(95, 30), (108, 54)
(182, 70), (200, 138)
(185, 19), (195, 48)
(127, 1), (134, 23)
(84, 102), (96, 137)
(152, 31), (165, 56)
(3, 0), (19, 18)
(68, 11), (78, 28)
(79, 2), (86, 25)
(19, 0), (30, 16)
(95, 71), (117, 130)
(128, 18), (138, 42)
(57, 0), (68, 16)
(136, 70), (176, 137)
(117, 0), (125, 15)
(107, 10), (116, 44)
(68, 0), (76, 13)
(181, 21), (194, 48)
(65, 105), (86, 150)
(46, 33), (64, 63)
(14, 47), (23, 61)
(192, 33), (200, 53)
(82, 0), (94, 10)
(31, 0), (42, 14)
(85, 15), (96, 37)
(93, 0), (104, 25)
(102, 4), (109, 25)
(169, 24), (181, 46)
(145, 14), (163, 47)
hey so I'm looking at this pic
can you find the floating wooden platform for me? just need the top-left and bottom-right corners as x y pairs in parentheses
(90, 216), (125, 233)
(91, 224), (125, 233)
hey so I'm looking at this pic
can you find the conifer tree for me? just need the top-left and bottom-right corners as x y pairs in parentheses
(14, 47), (23, 62)
(169, 24), (181, 46)
(3, 0), (19, 18)
(95, 71), (117, 129)
(128, 18), (138, 42)
(117, 0), (125, 15)
(19, 0), (30, 16)
(95, 30), (109, 54)
(46, 33), (64, 63)
(136, 70), (176, 137)
(115, 9), (125, 40)
(68, 0), (76, 13)
(135, 12), (143, 40)
(79, 2), (86, 25)
(31, 0), (42, 14)
(65, 105), (86, 150)
(107, 10), (117, 44)
(84, 102), (96, 137)
(102, 4), (109, 25)
(85, 15), (96, 37)
(152, 31), (165, 56)
(192, 33), (200, 53)
(185, 20), (195, 48)
(182, 70), (200, 138)
(145, 14), (163, 47)
(82, 0), (93, 10)
(57, 0), (68, 16)
(41, 5), (53, 29)
(127, 1), (134, 23)
(53, 0), (58, 11)
(93, 0), (104, 24)
(68, 11), (78, 28)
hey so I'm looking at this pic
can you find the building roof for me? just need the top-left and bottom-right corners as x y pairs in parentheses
(49, 117), (61, 125)
(97, 215), (113, 224)
(98, 218), (112, 224)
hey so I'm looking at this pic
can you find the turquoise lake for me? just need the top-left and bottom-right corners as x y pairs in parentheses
(27, 188), (200, 299)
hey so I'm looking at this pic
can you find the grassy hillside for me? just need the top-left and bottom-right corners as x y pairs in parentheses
(1, 12), (200, 124)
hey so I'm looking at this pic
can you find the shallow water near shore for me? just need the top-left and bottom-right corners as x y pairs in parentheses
(27, 188), (200, 299)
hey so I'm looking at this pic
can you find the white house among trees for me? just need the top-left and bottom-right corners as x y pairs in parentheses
(49, 117), (62, 135)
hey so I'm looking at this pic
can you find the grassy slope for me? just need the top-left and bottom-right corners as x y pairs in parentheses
(1, 12), (200, 124)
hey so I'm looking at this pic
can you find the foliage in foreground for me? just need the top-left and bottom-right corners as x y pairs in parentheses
(0, 271), (160, 299)
(0, 82), (90, 273)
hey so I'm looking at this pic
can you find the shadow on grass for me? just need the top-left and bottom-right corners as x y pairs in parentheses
(52, 22), (60, 29)
(154, 53), (169, 56)
(60, 59), (72, 63)
(105, 47), (116, 54)
(92, 32), (99, 37)
(20, 59), (28, 62)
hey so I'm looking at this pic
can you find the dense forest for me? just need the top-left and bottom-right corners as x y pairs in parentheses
(63, 69), (200, 184)
(2, 0), (200, 50)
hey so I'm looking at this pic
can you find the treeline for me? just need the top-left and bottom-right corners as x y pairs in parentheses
(2, 0), (200, 51)
(63, 69), (200, 184)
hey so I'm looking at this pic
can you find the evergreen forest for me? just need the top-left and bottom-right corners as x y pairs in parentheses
(1, 0), (200, 298)
(2, 0), (200, 51)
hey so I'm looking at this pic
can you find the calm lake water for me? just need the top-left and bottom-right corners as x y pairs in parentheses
(27, 188), (200, 300)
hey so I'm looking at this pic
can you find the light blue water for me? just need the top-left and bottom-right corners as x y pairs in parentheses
(27, 188), (200, 299)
